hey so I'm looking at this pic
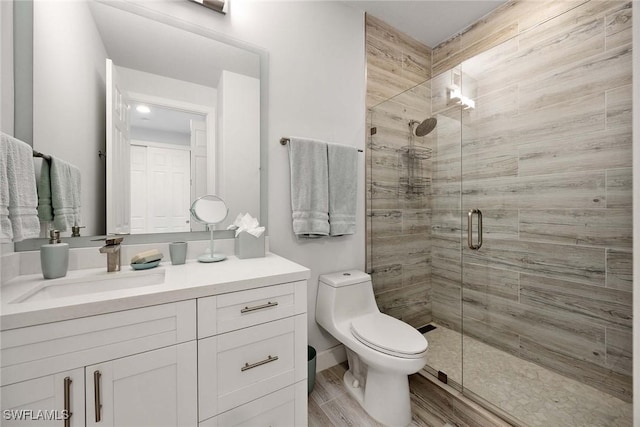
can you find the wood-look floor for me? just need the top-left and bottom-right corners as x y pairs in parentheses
(308, 363), (454, 427)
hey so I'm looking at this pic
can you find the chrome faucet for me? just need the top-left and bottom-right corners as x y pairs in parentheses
(99, 236), (124, 272)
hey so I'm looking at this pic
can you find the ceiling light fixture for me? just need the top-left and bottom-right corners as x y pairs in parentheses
(189, 0), (227, 15)
(136, 105), (151, 114)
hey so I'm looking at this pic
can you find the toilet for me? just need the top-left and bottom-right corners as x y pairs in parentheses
(316, 270), (428, 427)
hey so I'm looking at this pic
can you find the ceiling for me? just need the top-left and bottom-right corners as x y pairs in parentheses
(342, 1), (507, 47)
(89, 1), (260, 89)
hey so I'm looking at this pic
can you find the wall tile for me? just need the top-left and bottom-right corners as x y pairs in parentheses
(462, 171), (606, 211)
(518, 45), (631, 112)
(606, 168), (632, 208)
(606, 326), (632, 377)
(518, 128), (632, 176)
(606, 85), (633, 130)
(462, 238), (606, 286)
(519, 208), (632, 248)
(606, 249), (632, 292)
(606, 2), (633, 49)
(519, 337), (631, 402)
(519, 274), (632, 329)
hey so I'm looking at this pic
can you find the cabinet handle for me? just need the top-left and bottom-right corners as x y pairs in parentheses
(240, 301), (278, 314)
(63, 377), (72, 427)
(94, 370), (102, 422)
(241, 355), (278, 372)
(467, 209), (483, 250)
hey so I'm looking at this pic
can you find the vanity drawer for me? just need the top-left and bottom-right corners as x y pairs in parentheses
(0, 300), (196, 386)
(198, 314), (306, 420)
(197, 281), (306, 338)
(199, 381), (307, 427)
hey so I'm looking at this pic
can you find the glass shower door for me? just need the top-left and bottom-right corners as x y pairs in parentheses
(458, 6), (633, 424)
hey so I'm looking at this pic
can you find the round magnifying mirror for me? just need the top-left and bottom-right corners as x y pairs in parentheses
(190, 195), (229, 263)
(190, 195), (228, 225)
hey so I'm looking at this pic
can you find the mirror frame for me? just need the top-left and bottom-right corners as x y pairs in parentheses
(14, 0), (269, 251)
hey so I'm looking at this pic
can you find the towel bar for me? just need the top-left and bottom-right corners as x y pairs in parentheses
(33, 150), (51, 161)
(280, 137), (363, 152)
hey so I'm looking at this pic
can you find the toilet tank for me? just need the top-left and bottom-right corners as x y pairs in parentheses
(316, 270), (380, 327)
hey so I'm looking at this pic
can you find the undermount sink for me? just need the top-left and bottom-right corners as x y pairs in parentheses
(11, 268), (166, 304)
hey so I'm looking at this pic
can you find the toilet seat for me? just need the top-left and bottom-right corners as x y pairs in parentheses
(350, 313), (428, 359)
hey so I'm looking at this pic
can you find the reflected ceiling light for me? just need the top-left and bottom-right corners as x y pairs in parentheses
(136, 105), (151, 114)
(190, 0), (227, 14)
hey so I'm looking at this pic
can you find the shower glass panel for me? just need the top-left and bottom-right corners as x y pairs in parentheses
(367, 80), (453, 368)
(458, 3), (633, 424)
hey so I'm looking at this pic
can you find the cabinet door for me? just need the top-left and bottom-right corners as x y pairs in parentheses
(1, 368), (84, 427)
(86, 342), (197, 427)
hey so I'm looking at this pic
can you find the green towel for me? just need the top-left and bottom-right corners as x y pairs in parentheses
(37, 157), (54, 222)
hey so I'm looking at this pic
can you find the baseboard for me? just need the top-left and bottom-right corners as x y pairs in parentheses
(316, 344), (347, 372)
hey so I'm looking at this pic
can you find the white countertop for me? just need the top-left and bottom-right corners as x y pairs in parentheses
(0, 253), (310, 331)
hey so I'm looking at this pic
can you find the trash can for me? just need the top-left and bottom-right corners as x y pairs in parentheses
(308, 346), (317, 395)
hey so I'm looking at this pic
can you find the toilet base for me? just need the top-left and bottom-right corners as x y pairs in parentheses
(343, 369), (412, 427)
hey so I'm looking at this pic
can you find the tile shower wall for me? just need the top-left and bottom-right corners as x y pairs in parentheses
(365, 15), (434, 327)
(430, 0), (633, 402)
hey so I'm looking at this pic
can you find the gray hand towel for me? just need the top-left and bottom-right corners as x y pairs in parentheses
(0, 133), (40, 242)
(50, 156), (82, 232)
(327, 143), (358, 236)
(288, 138), (330, 238)
(37, 157), (54, 222)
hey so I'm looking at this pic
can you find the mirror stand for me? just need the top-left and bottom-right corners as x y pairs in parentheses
(198, 226), (226, 263)
(190, 195), (229, 263)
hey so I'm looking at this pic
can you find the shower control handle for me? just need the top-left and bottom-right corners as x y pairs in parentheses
(468, 209), (483, 250)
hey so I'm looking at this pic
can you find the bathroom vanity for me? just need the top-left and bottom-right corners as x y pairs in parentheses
(0, 253), (310, 427)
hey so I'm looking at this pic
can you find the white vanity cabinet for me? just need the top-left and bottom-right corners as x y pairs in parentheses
(0, 369), (85, 427)
(197, 281), (308, 425)
(1, 301), (196, 427)
(85, 342), (197, 427)
(1, 258), (309, 427)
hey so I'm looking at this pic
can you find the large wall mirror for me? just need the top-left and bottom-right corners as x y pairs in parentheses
(13, 0), (268, 249)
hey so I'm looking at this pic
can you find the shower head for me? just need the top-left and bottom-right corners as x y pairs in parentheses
(410, 117), (437, 137)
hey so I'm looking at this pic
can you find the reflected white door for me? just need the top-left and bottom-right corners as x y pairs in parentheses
(129, 145), (148, 234)
(190, 120), (207, 232)
(148, 147), (190, 233)
(129, 144), (190, 234)
(106, 58), (131, 235)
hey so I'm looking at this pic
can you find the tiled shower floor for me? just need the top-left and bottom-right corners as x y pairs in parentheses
(422, 323), (632, 427)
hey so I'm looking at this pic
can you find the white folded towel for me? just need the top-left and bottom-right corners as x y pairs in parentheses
(327, 143), (358, 236)
(288, 137), (330, 238)
(50, 155), (82, 232)
(0, 133), (41, 242)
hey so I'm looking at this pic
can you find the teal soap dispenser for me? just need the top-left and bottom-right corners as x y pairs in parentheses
(41, 230), (69, 279)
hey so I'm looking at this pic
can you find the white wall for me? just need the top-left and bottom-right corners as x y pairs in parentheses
(133, 0), (366, 354)
(0, 0), (14, 136)
(216, 70), (260, 229)
(119, 66), (217, 109)
(33, 1), (107, 236)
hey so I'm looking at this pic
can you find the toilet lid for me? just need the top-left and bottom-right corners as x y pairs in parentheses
(350, 313), (428, 359)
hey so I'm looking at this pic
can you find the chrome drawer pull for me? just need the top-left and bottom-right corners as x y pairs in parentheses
(240, 301), (278, 314)
(94, 370), (102, 422)
(241, 355), (279, 372)
(63, 377), (72, 427)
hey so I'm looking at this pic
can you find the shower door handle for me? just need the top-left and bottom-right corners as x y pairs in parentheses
(468, 209), (483, 250)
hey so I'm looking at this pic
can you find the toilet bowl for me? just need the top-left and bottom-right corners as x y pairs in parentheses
(316, 270), (428, 426)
